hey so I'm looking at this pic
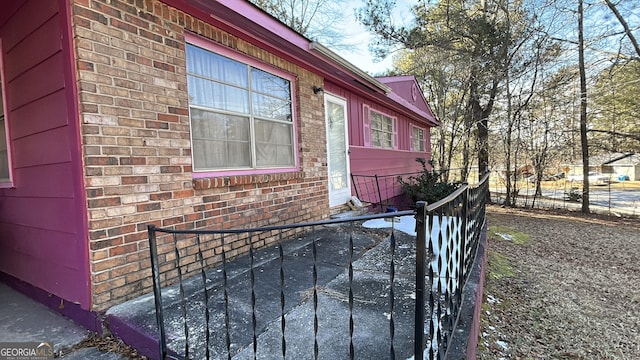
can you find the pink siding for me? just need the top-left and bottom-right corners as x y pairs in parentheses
(349, 147), (428, 175)
(324, 81), (434, 205)
(377, 76), (437, 121)
(0, 0), (90, 309)
(350, 146), (429, 203)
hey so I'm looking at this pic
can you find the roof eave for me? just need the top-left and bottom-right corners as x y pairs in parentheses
(164, 0), (438, 126)
(309, 42), (392, 94)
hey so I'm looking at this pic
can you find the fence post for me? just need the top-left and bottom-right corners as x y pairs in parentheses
(375, 174), (383, 210)
(351, 174), (361, 200)
(148, 225), (167, 360)
(460, 184), (469, 297)
(414, 201), (428, 360)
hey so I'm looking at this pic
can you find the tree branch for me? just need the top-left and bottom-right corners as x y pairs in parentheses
(603, 0), (640, 58)
(588, 129), (640, 142)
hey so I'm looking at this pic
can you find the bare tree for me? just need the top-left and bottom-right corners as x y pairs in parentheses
(392, 47), (471, 181)
(603, 0), (640, 59)
(251, 0), (353, 50)
(578, 0), (590, 213)
(357, 0), (534, 189)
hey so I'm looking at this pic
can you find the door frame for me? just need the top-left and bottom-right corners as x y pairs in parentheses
(324, 93), (351, 207)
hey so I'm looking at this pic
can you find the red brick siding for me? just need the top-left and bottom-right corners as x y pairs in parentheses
(72, 0), (329, 310)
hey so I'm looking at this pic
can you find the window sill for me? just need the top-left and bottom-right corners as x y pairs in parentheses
(192, 171), (305, 190)
(0, 181), (14, 189)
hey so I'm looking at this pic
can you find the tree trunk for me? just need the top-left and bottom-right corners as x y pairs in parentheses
(504, 123), (513, 206)
(578, 0), (590, 213)
(477, 116), (490, 179)
(470, 77), (489, 180)
(461, 112), (471, 182)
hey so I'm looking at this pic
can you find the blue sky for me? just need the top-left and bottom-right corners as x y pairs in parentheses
(335, 0), (640, 75)
(333, 0), (416, 75)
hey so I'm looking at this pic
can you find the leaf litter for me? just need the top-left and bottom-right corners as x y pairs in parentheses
(478, 205), (640, 360)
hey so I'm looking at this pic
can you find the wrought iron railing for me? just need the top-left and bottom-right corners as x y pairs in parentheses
(147, 173), (489, 359)
(350, 172), (420, 211)
(350, 168), (471, 212)
(414, 171), (489, 359)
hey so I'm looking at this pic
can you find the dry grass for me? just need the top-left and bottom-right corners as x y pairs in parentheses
(58, 333), (147, 359)
(478, 205), (640, 359)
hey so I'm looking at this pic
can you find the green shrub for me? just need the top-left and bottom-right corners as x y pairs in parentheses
(398, 158), (462, 204)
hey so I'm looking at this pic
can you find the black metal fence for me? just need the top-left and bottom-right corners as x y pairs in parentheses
(415, 171), (489, 358)
(350, 172), (420, 211)
(147, 173), (489, 359)
(490, 176), (640, 217)
(351, 168), (473, 212)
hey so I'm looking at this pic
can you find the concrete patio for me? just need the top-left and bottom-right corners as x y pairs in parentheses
(0, 282), (127, 359)
(107, 221), (423, 360)
(0, 213), (486, 360)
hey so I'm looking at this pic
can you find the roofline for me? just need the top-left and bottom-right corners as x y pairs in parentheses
(564, 152), (635, 166)
(162, 0), (438, 126)
(309, 42), (391, 94)
(376, 75), (440, 126)
(603, 152), (634, 165)
(375, 75), (415, 83)
(208, 0), (392, 95)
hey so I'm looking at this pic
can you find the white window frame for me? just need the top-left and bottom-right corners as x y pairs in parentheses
(0, 39), (13, 187)
(185, 34), (298, 177)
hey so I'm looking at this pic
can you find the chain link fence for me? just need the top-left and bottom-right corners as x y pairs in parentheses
(488, 172), (640, 217)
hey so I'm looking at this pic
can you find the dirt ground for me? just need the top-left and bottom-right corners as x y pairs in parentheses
(477, 205), (640, 359)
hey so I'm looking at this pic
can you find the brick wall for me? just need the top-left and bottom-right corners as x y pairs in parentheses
(72, 0), (329, 310)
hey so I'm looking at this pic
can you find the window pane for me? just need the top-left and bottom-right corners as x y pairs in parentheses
(190, 109), (250, 169)
(186, 42), (296, 172)
(251, 68), (290, 99)
(384, 118), (393, 132)
(186, 44), (248, 87)
(373, 132), (392, 148)
(369, 110), (394, 149)
(382, 134), (392, 148)
(371, 112), (382, 130)
(255, 119), (294, 167)
(372, 131), (381, 147)
(187, 75), (249, 114)
(252, 93), (292, 121)
(413, 127), (424, 151)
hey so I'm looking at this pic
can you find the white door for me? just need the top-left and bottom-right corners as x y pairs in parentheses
(325, 94), (351, 207)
